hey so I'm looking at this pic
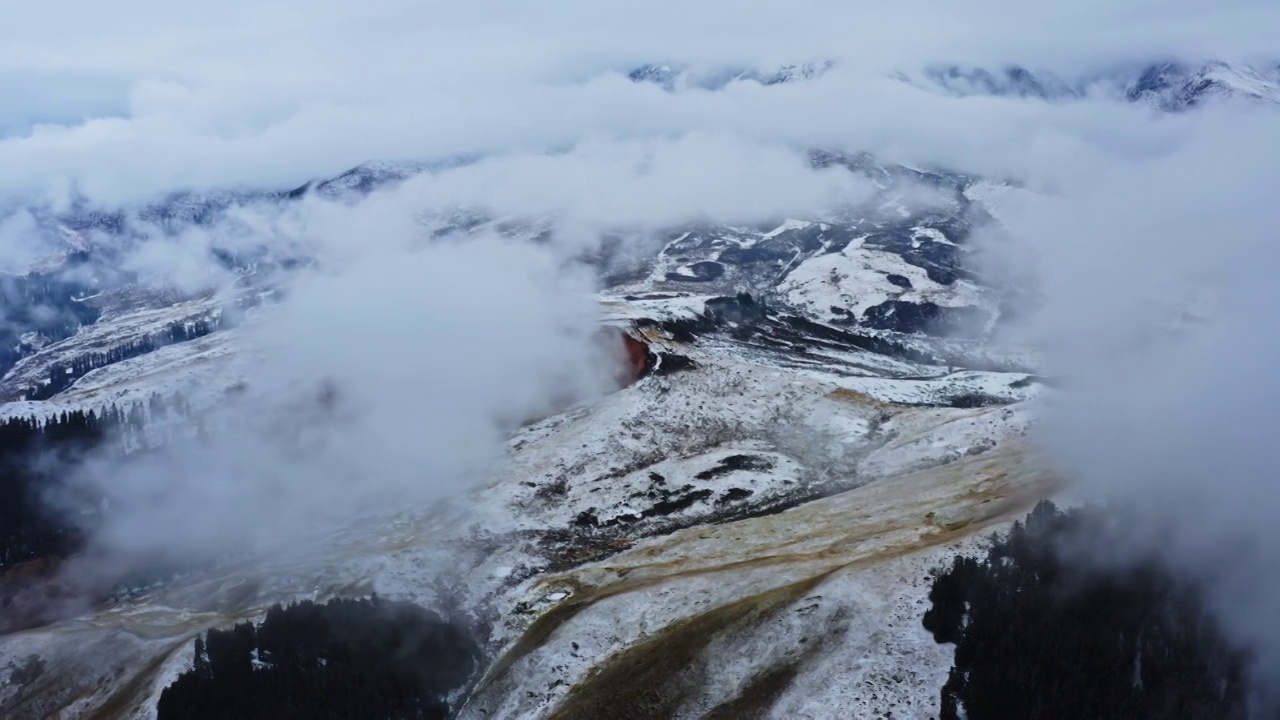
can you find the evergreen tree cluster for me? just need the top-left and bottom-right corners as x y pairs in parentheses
(157, 596), (481, 720)
(0, 398), (177, 568)
(924, 500), (1252, 719)
(28, 316), (221, 401)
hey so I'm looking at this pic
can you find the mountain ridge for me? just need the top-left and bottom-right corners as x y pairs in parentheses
(621, 57), (1280, 110)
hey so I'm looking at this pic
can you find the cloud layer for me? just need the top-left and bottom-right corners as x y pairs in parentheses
(3, 0), (1279, 206)
(73, 232), (615, 562)
(971, 105), (1280, 700)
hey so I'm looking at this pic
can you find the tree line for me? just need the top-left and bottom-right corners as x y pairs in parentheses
(157, 595), (481, 720)
(0, 397), (183, 568)
(924, 500), (1253, 719)
(26, 316), (221, 400)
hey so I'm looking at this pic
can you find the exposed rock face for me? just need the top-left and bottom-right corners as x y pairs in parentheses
(620, 330), (652, 384)
(603, 325), (698, 387)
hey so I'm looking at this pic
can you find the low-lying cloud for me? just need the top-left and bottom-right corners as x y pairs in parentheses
(49, 129), (881, 566)
(973, 104), (1280, 703)
(3, 0), (1279, 207)
(73, 229), (613, 563)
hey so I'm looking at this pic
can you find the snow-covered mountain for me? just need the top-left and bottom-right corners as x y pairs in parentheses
(0, 142), (1058, 718)
(625, 60), (836, 91)
(0, 53), (1269, 715)
(630, 56), (1280, 110)
(619, 56), (1280, 109)
(0, 150), (1027, 414)
(1123, 61), (1280, 110)
(906, 60), (1280, 110)
(1, 304), (1049, 718)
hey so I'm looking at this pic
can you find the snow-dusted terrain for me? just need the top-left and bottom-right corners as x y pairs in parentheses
(618, 57), (1280, 111)
(901, 59), (1280, 109)
(0, 138), (1126, 718)
(0, 285), (1055, 718)
(0, 142), (1078, 717)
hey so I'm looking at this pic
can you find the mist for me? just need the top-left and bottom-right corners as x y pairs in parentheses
(71, 233), (612, 563)
(972, 105), (1280, 704)
(3, 0), (1280, 207)
(32, 127), (890, 572)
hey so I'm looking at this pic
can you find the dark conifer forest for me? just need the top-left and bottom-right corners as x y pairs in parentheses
(924, 501), (1255, 719)
(1, 410), (103, 568)
(156, 596), (481, 720)
(0, 401), (161, 569)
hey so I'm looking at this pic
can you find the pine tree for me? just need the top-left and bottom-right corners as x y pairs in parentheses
(925, 502), (1249, 719)
(157, 596), (479, 720)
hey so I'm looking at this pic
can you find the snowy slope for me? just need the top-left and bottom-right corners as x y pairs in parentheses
(625, 61), (835, 91)
(777, 234), (995, 330)
(0, 283), (1058, 719)
(0, 295), (226, 403)
(0, 330), (241, 424)
(2, 44), (1264, 717)
(1125, 61), (1280, 110)
(0, 151), (1017, 422)
(0, 147), (1066, 719)
(903, 60), (1280, 110)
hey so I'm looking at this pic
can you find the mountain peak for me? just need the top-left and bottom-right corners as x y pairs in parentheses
(907, 60), (1280, 110)
(1125, 60), (1280, 110)
(920, 64), (1080, 100)
(625, 60), (835, 92)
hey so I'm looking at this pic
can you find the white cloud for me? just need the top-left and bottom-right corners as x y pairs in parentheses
(1, 0), (1277, 205)
(397, 133), (874, 230)
(75, 231), (616, 561)
(34, 124), (879, 570)
(968, 106), (1280, 692)
(0, 210), (57, 273)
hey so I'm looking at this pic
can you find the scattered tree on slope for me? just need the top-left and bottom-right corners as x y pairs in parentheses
(26, 316), (221, 401)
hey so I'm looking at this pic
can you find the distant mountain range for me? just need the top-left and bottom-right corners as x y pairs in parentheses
(8, 57), (1276, 259)
(624, 58), (1280, 111)
(3, 55), (1275, 396)
(911, 60), (1280, 110)
(625, 61), (836, 91)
